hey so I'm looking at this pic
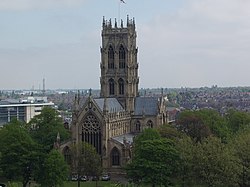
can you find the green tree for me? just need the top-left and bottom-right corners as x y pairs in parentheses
(133, 128), (161, 148)
(198, 109), (230, 141)
(226, 109), (250, 133)
(176, 110), (211, 142)
(193, 137), (239, 187)
(71, 142), (102, 187)
(28, 107), (70, 152)
(233, 130), (250, 187)
(158, 124), (183, 140)
(38, 149), (69, 187)
(175, 136), (195, 187)
(126, 129), (179, 187)
(0, 120), (38, 187)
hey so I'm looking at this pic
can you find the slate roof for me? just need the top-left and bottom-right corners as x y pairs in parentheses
(94, 98), (125, 113)
(111, 133), (136, 145)
(134, 97), (159, 116)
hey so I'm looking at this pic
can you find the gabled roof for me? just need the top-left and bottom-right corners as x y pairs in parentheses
(134, 97), (159, 116)
(94, 98), (124, 113)
(111, 133), (135, 145)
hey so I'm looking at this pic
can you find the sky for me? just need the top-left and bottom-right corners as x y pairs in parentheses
(1, 0), (250, 90)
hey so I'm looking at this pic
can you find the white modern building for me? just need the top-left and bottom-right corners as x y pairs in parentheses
(0, 97), (54, 126)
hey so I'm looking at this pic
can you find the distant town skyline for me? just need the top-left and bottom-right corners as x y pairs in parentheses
(1, 0), (250, 90)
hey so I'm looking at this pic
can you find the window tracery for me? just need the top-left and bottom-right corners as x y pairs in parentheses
(146, 120), (153, 128)
(82, 113), (102, 155)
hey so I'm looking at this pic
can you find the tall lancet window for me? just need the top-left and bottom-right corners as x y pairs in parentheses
(108, 46), (115, 69)
(118, 78), (124, 95)
(109, 78), (115, 95)
(111, 147), (120, 166)
(119, 45), (126, 69)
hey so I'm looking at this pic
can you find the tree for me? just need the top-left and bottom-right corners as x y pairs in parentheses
(38, 150), (69, 187)
(133, 128), (161, 148)
(126, 129), (180, 187)
(70, 142), (102, 187)
(197, 109), (231, 141)
(233, 130), (250, 187)
(158, 124), (183, 140)
(175, 136), (195, 187)
(226, 109), (250, 133)
(28, 107), (70, 152)
(0, 120), (38, 187)
(193, 137), (239, 187)
(176, 110), (211, 142)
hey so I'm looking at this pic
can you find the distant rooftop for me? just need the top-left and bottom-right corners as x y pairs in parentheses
(0, 97), (53, 107)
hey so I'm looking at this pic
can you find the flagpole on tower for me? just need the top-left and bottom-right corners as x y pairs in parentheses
(118, 0), (120, 25)
(118, 0), (126, 25)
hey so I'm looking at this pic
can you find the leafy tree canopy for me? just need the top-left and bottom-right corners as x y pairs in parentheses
(127, 138), (179, 187)
(70, 142), (102, 177)
(28, 107), (70, 152)
(127, 128), (180, 186)
(38, 149), (69, 187)
(0, 119), (38, 187)
(193, 137), (239, 187)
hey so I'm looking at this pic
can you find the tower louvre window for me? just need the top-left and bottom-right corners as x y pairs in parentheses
(118, 78), (124, 95)
(108, 46), (115, 69)
(109, 78), (115, 95)
(119, 45), (126, 69)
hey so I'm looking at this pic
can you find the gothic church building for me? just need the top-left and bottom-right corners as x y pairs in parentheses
(62, 16), (167, 175)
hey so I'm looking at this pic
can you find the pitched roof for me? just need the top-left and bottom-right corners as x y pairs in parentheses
(111, 133), (136, 145)
(94, 98), (124, 113)
(134, 97), (159, 116)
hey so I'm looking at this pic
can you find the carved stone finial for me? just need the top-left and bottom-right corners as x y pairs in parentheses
(102, 16), (105, 27)
(121, 19), (123, 28)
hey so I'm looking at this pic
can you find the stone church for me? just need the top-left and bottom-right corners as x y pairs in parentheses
(61, 16), (167, 175)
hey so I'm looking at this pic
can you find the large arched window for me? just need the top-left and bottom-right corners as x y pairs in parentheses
(135, 120), (141, 132)
(109, 78), (115, 95)
(118, 78), (124, 95)
(119, 45), (126, 69)
(108, 46), (114, 69)
(111, 147), (120, 166)
(82, 113), (101, 155)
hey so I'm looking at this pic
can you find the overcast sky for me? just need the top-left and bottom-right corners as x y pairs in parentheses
(1, 0), (250, 90)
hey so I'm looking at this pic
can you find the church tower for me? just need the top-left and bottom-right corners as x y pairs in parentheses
(100, 16), (139, 112)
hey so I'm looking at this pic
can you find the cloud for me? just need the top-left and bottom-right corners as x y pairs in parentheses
(0, 0), (88, 11)
(138, 0), (250, 87)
